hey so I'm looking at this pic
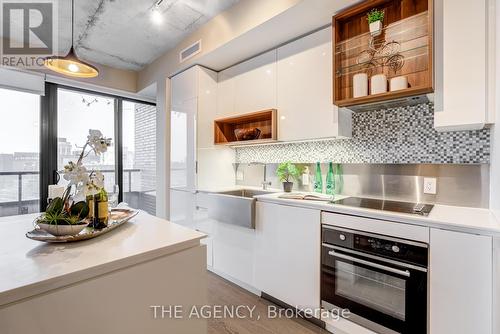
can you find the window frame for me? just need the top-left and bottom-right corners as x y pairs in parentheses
(39, 83), (156, 212)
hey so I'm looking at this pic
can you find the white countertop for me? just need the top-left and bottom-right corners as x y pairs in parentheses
(0, 211), (205, 307)
(255, 192), (500, 236)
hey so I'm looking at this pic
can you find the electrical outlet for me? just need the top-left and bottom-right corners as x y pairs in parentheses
(236, 170), (244, 181)
(423, 177), (437, 194)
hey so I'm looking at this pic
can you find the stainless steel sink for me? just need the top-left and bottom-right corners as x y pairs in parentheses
(206, 189), (275, 229)
(215, 189), (273, 198)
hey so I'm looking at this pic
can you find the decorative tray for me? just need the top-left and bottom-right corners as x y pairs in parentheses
(26, 208), (139, 243)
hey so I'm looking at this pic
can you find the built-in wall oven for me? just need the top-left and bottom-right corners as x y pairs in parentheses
(321, 225), (428, 334)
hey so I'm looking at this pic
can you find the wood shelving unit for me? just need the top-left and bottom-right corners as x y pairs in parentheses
(333, 0), (433, 108)
(214, 109), (277, 146)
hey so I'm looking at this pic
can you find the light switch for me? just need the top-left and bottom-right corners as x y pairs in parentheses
(423, 178), (437, 194)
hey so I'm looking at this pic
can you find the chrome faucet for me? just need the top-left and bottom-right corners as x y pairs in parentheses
(261, 164), (271, 190)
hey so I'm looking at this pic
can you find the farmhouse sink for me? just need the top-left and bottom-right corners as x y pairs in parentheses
(206, 188), (275, 229)
(215, 189), (273, 198)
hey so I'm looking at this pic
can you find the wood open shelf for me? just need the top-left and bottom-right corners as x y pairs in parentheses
(333, 0), (433, 108)
(214, 109), (277, 146)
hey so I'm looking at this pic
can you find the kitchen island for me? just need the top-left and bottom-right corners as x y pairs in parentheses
(0, 211), (207, 334)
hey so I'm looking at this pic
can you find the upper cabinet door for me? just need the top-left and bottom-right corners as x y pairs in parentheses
(234, 50), (277, 114)
(277, 27), (350, 141)
(216, 67), (236, 117)
(171, 67), (198, 107)
(434, 0), (494, 131)
(197, 68), (218, 149)
(217, 50), (277, 117)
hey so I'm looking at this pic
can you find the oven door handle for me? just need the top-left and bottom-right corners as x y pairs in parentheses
(328, 250), (411, 277)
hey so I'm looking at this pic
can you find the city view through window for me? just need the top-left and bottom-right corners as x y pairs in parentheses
(0, 88), (40, 217)
(0, 87), (157, 217)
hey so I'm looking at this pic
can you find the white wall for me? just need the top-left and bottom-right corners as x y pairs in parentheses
(490, 0), (500, 218)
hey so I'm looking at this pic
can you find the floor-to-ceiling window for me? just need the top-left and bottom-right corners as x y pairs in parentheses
(57, 88), (116, 189)
(0, 82), (156, 218)
(122, 100), (157, 215)
(0, 88), (40, 217)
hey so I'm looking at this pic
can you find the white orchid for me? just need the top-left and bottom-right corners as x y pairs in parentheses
(84, 171), (105, 196)
(61, 130), (112, 198)
(87, 129), (112, 155)
(63, 161), (89, 185)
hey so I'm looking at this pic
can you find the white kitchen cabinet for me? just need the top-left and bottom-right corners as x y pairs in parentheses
(277, 27), (351, 141)
(217, 50), (277, 117)
(433, 0), (495, 131)
(430, 228), (492, 334)
(212, 222), (256, 288)
(169, 188), (196, 228)
(171, 67), (198, 107)
(255, 202), (321, 311)
(170, 66), (235, 223)
(197, 68), (218, 149)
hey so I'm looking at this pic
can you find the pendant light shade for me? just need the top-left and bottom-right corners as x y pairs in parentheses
(44, 0), (99, 78)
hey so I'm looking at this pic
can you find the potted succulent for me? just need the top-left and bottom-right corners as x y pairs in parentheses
(367, 8), (384, 36)
(276, 162), (303, 193)
(35, 191), (90, 236)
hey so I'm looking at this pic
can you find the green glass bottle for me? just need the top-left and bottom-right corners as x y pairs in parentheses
(326, 162), (335, 195)
(335, 164), (344, 194)
(314, 162), (323, 193)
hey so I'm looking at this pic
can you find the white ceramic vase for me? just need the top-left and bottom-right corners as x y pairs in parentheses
(369, 21), (383, 36)
(390, 76), (408, 91)
(370, 74), (387, 95)
(353, 73), (369, 97)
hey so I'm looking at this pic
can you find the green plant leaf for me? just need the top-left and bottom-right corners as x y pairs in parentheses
(46, 197), (64, 215)
(70, 201), (89, 220)
(367, 8), (384, 24)
(276, 162), (303, 182)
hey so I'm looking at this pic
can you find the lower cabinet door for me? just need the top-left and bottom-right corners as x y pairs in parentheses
(255, 201), (320, 312)
(212, 222), (256, 287)
(430, 228), (492, 334)
(169, 188), (196, 228)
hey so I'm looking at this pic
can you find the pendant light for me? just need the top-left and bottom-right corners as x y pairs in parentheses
(44, 0), (99, 78)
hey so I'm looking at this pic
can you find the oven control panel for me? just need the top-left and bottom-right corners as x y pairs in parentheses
(322, 226), (428, 267)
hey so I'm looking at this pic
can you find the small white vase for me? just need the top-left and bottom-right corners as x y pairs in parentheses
(390, 76), (408, 91)
(353, 73), (368, 98)
(369, 21), (383, 36)
(370, 74), (387, 95)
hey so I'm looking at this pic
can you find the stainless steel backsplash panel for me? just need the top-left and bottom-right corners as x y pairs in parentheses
(235, 164), (490, 208)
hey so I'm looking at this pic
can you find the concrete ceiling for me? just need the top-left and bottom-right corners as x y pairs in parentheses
(56, 0), (240, 71)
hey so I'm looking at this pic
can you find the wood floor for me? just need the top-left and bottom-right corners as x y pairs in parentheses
(207, 271), (329, 334)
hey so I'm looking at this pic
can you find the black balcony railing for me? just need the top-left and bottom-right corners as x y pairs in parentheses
(0, 169), (156, 216)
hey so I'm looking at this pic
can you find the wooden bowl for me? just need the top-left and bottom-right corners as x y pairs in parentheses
(234, 128), (261, 141)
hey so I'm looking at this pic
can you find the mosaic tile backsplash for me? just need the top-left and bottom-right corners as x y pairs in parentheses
(235, 103), (490, 164)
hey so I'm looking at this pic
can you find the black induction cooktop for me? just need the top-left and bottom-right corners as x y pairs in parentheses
(332, 197), (434, 216)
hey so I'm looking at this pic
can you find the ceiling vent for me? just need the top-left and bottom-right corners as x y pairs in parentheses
(179, 40), (202, 63)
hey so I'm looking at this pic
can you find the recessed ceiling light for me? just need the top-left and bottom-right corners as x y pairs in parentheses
(151, 0), (164, 25)
(151, 9), (163, 24)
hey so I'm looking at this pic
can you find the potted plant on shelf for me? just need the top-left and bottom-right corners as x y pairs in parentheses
(367, 8), (384, 36)
(276, 162), (303, 193)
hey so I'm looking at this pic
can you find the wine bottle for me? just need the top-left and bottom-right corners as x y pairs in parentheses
(314, 162), (323, 193)
(94, 188), (109, 228)
(326, 162), (335, 195)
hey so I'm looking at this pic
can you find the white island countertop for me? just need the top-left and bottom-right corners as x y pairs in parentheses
(255, 192), (500, 236)
(0, 211), (205, 307)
